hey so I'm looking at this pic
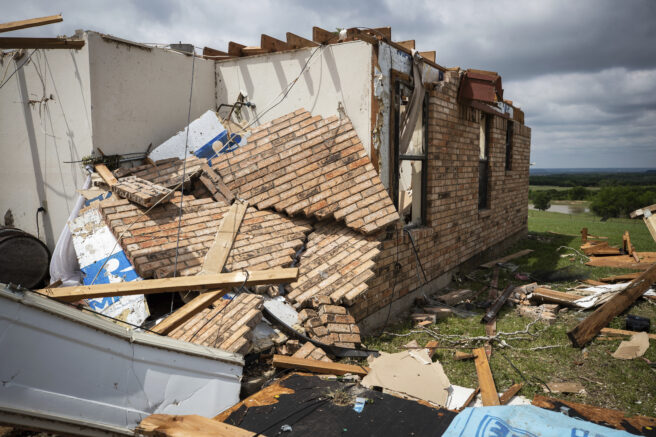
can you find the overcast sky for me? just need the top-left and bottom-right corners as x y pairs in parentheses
(6, 0), (656, 168)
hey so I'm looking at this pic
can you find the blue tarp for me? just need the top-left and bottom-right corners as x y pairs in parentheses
(443, 405), (632, 437)
(193, 130), (242, 165)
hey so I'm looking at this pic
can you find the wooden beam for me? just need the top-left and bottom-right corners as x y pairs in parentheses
(473, 347), (500, 406)
(600, 273), (640, 283)
(272, 355), (369, 376)
(630, 204), (656, 218)
(419, 50), (436, 62)
(480, 249), (533, 268)
(586, 255), (653, 270)
(202, 46), (233, 60)
(137, 414), (260, 437)
(0, 37), (84, 50)
(40, 268), (299, 302)
(312, 26), (337, 44)
(241, 46), (270, 56)
(261, 34), (289, 52)
(499, 383), (523, 405)
(367, 27), (392, 40)
(0, 14), (63, 33)
(531, 287), (579, 306)
(623, 231), (633, 255)
(601, 327), (656, 341)
(567, 263), (656, 347)
(152, 201), (247, 335)
(94, 164), (118, 187)
(396, 40), (415, 50)
(645, 214), (656, 243)
(228, 41), (245, 57)
(285, 32), (318, 50)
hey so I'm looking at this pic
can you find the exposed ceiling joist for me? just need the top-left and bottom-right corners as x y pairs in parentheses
(0, 14), (62, 34)
(0, 37), (84, 49)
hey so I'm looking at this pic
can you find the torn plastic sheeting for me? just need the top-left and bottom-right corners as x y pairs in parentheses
(0, 286), (243, 435)
(443, 405), (632, 436)
(263, 297), (300, 327)
(573, 282), (656, 309)
(69, 208), (148, 326)
(148, 110), (244, 163)
(362, 350), (450, 407)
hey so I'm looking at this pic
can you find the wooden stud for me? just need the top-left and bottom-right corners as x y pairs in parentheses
(499, 383), (523, 405)
(137, 414), (260, 437)
(600, 273), (640, 282)
(40, 268), (299, 302)
(312, 26), (337, 44)
(567, 263), (656, 347)
(151, 290), (225, 336)
(473, 347), (500, 406)
(645, 214), (656, 243)
(630, 204), (656, 218)
(531, 287), (580, 306)
(365, 27), (392, 40)
(0, 15), (63, 33)
(0, 37), (84, 50)
(419, 51), (436, 62)
(285, 32), (318, 50)
(272, 354), (369, 376)
(396, 40), (415, 50)
(241, 46), (270, 56)
(94, 164), (118, 187)
(581, 227), (588, 243)
(601, 327), (656, 341)
(228, 41), (245, 57)
(261, 34), (289, 52)
(203, 46), (233, 60)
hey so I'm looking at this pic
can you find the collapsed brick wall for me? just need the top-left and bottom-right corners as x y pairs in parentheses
(350, 71), (531, 320)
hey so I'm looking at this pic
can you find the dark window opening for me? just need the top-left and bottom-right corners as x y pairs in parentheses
(505, 120), (514, 171)
(391, 73), (428, 227)
(478, 113), (491, 210)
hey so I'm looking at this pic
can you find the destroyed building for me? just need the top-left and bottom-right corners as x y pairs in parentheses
(0, 23), (537, 434)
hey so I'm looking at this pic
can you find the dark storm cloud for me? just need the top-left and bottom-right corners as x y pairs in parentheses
(3, 0), (655, 167)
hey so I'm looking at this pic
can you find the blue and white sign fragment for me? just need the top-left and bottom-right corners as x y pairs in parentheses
(69, 209), (149, 326)
(443, 405), (632, 437)
(148, 110), (245, 163)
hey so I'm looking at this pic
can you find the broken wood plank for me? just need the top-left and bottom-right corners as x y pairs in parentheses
(137, 414), (260, 437)
(600, 273), (641, 282)
(582, 241), (621, 256)
(532, 395), (656, 434)
(362, 27), (392, 40)
(419, 51), (436, 62)
(261, 34), (289, 52)
(630, 204), (656, 219)
(499, 383), (523, 405)
(152, 202), (247, 334)
(425, 340), (439, 356)
(586, 255), (653, 270)
(482, 285), (515, 323)
(312, 26), (337, 44)
(623, 230), (633, 255)
(0, 37), (84, 49)
(473, 347), (500, 406)
(412, 313), (436, 324)
(601, 327), (656, 341)
(436, 289), (475, 306)
(272, 355), (369, 376)
(202, 46), (232, 60)
(481, 249), (533, 268)
(457, 387), (480, 412)
(567, 263), (656, 347)
(40, 268), (299, 302)
(584, 279), (606, 286)
(0, 14), (63, 33)
(396, 40), (415, 50)
(241, 46), (270, 56)
(227, 41), (245, 56)
(454, 351), (475, 360)
(645, 214), (656, 243)
(94, 164), (118, 186)
(531, 287), (579, 306)
(285, 32), (318, 49)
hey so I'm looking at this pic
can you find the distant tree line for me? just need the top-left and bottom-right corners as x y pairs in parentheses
(529, 185), (656, 217)
(530, 172), (656, 187)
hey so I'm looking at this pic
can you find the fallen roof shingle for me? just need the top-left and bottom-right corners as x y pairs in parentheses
(211, 109), (399, 235)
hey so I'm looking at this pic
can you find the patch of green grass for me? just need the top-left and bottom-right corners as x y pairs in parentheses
(361, 210), (656, 416)
(529, 185), (600, 192)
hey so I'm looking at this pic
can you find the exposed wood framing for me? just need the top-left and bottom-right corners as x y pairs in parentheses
(285, 32), (318, 49)
(94, 164), (118, 187)
(261, 34), (289, 52)
(630, 204), (656, 218)
(567, 263), (656, 347)
(137, 414), (259, 437)
(228, 41), (245, 57)
(645, 214), (656, 243)
(272, 355), (369, 376)
(0, 37), (84, 50)
(365, 27), (392, 40)
(419, 51), (436, 62)
(151, 201), (248, 335)
(40, 268), (299, 302)
(0, 14), (63, 33)
(473, 347), (500, 406)
(396, 40), (415, 50)
(202, 46), (233, 60)
(312, 26), (337, 44)
(241, 46), (270, 56)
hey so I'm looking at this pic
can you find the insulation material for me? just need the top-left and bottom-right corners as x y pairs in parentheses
(0, 286), (242, 434)
(148, 110), (242, 162)
(362, 350), (450, 407)
(573, 282), (656, 309)
(443, 405), (632, 437)
(69, 208), (148, 325)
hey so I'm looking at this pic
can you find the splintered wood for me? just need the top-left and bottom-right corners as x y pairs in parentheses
(473, 347), (500, 406)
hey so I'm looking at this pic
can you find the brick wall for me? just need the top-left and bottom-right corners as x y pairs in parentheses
(350, 71), (531, 320)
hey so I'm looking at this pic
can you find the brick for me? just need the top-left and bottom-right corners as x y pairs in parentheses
(326, 323), (351, 334)
(318, 304), (347, 316)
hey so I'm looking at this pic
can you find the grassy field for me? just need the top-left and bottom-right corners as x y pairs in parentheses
(361, 209), (656, 416)
(530, 185), (600, 191)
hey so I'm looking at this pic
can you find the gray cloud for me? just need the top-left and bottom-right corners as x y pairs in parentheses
(3, 0), (655, 168)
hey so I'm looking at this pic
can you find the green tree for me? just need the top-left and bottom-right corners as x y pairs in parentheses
(568, 186), (589, 200)
(533, 191), (552, 211)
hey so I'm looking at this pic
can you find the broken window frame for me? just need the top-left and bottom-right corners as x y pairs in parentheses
(479, 112), (491, 210)
(390, 70), (428, 228)
(505, 119), (514, 171)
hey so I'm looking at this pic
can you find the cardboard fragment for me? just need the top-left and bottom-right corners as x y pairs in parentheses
(612, 332), (649, 360)
(544, 381), (586, 394)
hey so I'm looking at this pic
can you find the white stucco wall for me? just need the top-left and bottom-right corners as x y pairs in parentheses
(0, 43), (93, 248)
(215, 41), (373, 154)
(87, 32), (216, 157)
